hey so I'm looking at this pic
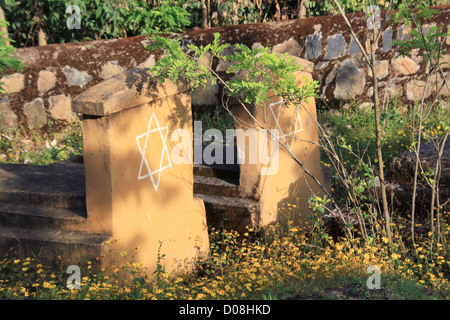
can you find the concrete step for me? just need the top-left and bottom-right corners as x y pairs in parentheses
(193, 163), (240, 180)
(0, 163), (86, 210)
(0, 226), (112, 267)
(0, 203), (87, 232)
(194, 193), (258, 234)
(194, 175), (240, 198)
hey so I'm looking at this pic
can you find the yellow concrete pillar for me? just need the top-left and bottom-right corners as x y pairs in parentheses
(73, 68), (209, 275)
(232, 57), (329, 228)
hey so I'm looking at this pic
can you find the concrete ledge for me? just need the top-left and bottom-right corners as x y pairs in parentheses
(72, 68), (189, 116)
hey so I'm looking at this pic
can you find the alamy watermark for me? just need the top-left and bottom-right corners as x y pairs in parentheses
(66, 265), (81, 290)
(366, 265), (381, 289)
(66, 5), (81, 30)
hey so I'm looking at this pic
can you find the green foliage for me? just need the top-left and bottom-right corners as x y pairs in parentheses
(148, 32), (318, 106)
(304, 0), (445, 17)
(126, 0), (191, 35)
(391, 2), (449, 66)
(0, 120), (83, 165)
(148, 32), (229, 89)
(193, 105), (235, 141)
(1, 0), (192, 47)
(225, 46), (306, 104)
(0, 19), (25, 93)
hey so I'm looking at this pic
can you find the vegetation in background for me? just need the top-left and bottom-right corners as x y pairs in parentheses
(1, 0), (447, 48)
(0, 19), (25, 92)
(0, 120), (83, 165)
(0, 0), (192, 46)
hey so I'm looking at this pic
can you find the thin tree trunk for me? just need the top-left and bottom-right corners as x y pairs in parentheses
(201, 0), (210, 29)
(37, 27), (47, 46)
(0, 6), (10, 46)
(371, 28), (392, 248)
(298, 0), (307, 19)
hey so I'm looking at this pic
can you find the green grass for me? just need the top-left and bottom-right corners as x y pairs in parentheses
(0, 120), (83, 165)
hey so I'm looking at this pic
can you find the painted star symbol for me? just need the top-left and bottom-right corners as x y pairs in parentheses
(268, 99), (304, 151)
(136, 112), (172, 191)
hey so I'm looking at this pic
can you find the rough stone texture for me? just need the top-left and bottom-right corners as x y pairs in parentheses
(348, 37), (361, 55)
(325, 33), (346, 60)
(389, 138), (450, 184)
(191, 79), (219, 106)
(0, 5), (448, 130)
(0, 100), (18, 130)
(23, 98), (47, 129)
(387, 138), (450, 215)
(422, 23), (437, 37)
(392, 56), (420, 75)
(37, 70), (57, 94)
(49, 94), (76, 122)
(397, 24), (413, 41)
(447, 26), (450, 45)
(441, 54), (450, 70)
(382, 27), (393, 52)
(334, 59), (366, 100)
(384, 77), (405, 99)
(137, 55), (156, 69)
(100, 61), (125, 80)
(1, 73), (25, 94)
(62, 66), (92, 87)
(272, 37), (303, 57)
(216, 45), (239, 72)
(325, 64), (338, 85)
(431, 75), (450, 97)
(368, 60), (389, 80)
(406, 80), (432, 101)
(305, 33), (322, 60)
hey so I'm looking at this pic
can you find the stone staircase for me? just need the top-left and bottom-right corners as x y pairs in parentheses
(0, 161), (111, 266)
(193, 162), (258, 234)
(0, 150), (258, 264)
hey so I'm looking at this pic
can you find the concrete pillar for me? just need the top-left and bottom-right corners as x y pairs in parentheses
(73, 68), (209, 274)
(231, 57), (329, 227)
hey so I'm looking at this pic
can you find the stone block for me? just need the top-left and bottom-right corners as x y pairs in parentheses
(397, 24), (412, 41)
(334, 59), (366, 100)
(305, 33), (322, 60)
(62, 66), (92, 87)
(37, 70), (57, 94)
(382, 27), (393, 52)
(273, 37), (303, 57)
(406, 80), (432, 101)
(348, 36), (361, 55)
(49, 94), (76, 122)
(325, 33), (346, 60)
(1, 73), (25, 94)
(368, 60), (389, 80)
(101, 61), (125, 79)
(384, 78), (404, 99)
(447, 26), (450, 45)
(440, 54), (450, 70)
(137, 55), (156, 69)
(23, 98), (47, 129)
(191, 79), (218, 106)
(0, 101), (18, 130)
(392, 56), (420, 75)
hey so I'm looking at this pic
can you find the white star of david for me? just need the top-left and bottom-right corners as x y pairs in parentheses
(268, 99), (304, 151)
(136, 112), (172, 191)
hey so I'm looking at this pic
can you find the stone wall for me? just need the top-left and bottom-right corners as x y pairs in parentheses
(1, 6), (449, 133)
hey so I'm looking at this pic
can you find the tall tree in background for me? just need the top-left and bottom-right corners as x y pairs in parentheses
(0, 6), (8, 46)
(298, 0), (307, 18)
